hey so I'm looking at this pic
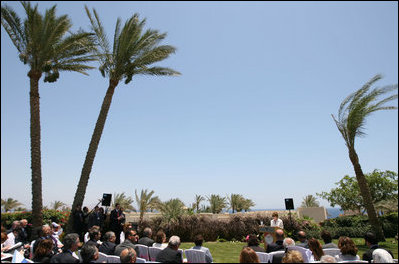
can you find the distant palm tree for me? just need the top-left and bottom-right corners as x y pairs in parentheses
(1, 198), (24, 212)
(207, 194), (227, 214)
(148, 196), (162, 212)
(227, 194), (243, 213)
(158, 198), (185, 223)
(332, 74), (397, 241)
(374, 198), (398, 214)
(301, 195), (320, 208)
(194, 194), (205, 213)
(1, 2), (95, 229)
(135, 189), (160, 223)
(51, 201), (67, 210)
(68, 6), (180, 232)
(112, 192), (135, 212)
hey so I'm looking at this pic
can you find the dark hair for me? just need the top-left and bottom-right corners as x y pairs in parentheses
(338, 236), (358, 256)
(297, 231), (307, 240)
(155, 230), (166, 244)
(321, 230), (332, 244)
(1, 232), (8, 244)
(308, 238), (324, 261)
(34, 239), (53, 259)
(89, 226), (101, 240)
(272, 212), (278, 217)
(63, 233), (79, 250)
(81, 243), (98, 263)
(120, 248), (136, 263)
(240, 247), (260, 263)
(194, 234), (204, 246)
(247, 234), (259, 247)
(364, 232), (378, 245)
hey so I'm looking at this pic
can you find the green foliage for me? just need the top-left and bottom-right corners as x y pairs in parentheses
(158, 198), (186, 223)
(301, 195), (320, 207)
(317, 170), (398, 212)
(112, 192), (135, 212)
(1, 198), (24, 212)
(207, 194), (227, 214)
(1, 209), (70, 229)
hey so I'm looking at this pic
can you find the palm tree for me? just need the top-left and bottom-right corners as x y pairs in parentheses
(112, 192), (135, 212)
(227, 194), (243, 213)
(1, 2), (96, 229)
(135, 189), (160, 223)
(51, 201), (66, 210)
(332, 74), (397, 241)
(158, 198), (185, 223)
(301, 195), (320, 208)
(68, 6), (180, 232)
(1, 198), (24, 212)
(194, 194), (205, 213)
(207, 194), (227, 214)
(148, 196), (162, 212)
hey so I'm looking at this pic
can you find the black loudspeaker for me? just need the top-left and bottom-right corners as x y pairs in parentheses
(285, 198), (294, 210)
(102, 193), (112, 206)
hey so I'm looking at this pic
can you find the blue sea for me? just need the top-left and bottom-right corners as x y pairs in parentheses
(225, 208), (344, 219)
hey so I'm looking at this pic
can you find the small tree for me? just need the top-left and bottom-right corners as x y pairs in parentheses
(207, 194), (226, 214)
(1, 198), (24, 212)
(51, 201), (66, 210)
(301, 195), (320, 208)
(158, 198), (185, 223)
(112, 192), (135, 212)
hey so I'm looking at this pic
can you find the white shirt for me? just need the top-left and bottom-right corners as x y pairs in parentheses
(270, 218), (284, 229)
(3, 233), (16, 248)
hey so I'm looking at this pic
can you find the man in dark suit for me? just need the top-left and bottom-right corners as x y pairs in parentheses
(362, 232), (394, 262)
(296, 230), (309, 248)
(50, 233), (80, 263)
(99, 231), (117, 255)
(110, 203), (125, 244)
(156, 236), (183, 263)
(138, 227), (154, 247)
(266, 229), (285, 253)
(115, 229), (140, 257)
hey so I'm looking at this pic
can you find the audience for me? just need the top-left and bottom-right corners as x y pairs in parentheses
(283, 238), (295, 248)
(320, 255), (337, 263)
(191, 234), (213, 263)
(372, 248), (394, 263)
(336, 236), (360, 261)
(3, 226), (21, 248)
(99, 231), (117, 255)
(120, 247), (137, 263)
(152, 230), (168, 248)
(296, 231), (309, 248)
(246, 234), (265, 253)
(85, 226), (101, 248)
(19, 219), (29, 244)
(80, 243), (99, 263)
(49, 233), (80, 263)
(362, 232), (394, 261)
(120, 223), (133, 244)
(266, 229), (285, 253)
(32, 238), (54, 263)
(321, 230), (337, 249)
(239, 247), (260, 263)
(115, 229), (140, 257)
(138, 227), (154, 247)
(156, 235), (183, 263)
(282, 250), (304, 263)
(308, 238), (324, 261)
(51, 222), (64, 249)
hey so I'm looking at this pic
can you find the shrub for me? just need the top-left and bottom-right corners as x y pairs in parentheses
(1, 210), (70, 230)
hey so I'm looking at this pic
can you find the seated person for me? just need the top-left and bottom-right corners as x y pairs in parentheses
(308, 238), (324, 261)
(296, 231), (309, 248)
(50, 233), (80, 263)
(320, 255), (337, 263)
(282, 250), (304, 263)
(138, 227), (154, 247)
(80, 243), (99, 263)
(362, 232), (394, 262)
(321, 230), (337, 249)
(372, 248), (394, 263)
(152, 230), (168, 249)
(85, 226), (101, 248)
(239, 247), (260, 263)
(191, 234), (213, 263)
(246, 234), (265, 253)
(336, 236), (360, 262)
(266, 229), (285, 253)
(156, 236), (182, 263)
(115, 229), (140, 257)
(32, 238), (54, 263)
(99, 231), (116, 255)
(120, 247), (137, 263)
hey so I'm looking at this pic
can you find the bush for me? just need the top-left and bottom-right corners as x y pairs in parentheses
(1, 210), (70, 230)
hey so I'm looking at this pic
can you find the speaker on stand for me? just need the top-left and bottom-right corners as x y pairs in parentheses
(284, 198), (294, 230)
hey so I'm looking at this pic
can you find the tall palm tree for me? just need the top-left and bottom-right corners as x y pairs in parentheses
(1, 198), (24, 212)
(51, 200), (66, 210)
(112, 192), (135, 212)
(301, 195), (320, 208)
(158, 198), (185, 223)
(207, 194), (227, 214)
(135, 189), (160, 223)
(1, 2), (95, 229)
(194, 194), (205, 213)
(332, 74), (397, 241)
(237, 198), (255, 212)
(227, 194), (243, 213)
(68, 6), (180, 232)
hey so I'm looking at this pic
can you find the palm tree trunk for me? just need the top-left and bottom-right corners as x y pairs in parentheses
(348, 148), (385, 241)
(28, 70), (43, 229)
(67, 79), (118, 232)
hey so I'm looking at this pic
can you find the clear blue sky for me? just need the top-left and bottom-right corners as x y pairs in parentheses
(1, 1), (398, 211)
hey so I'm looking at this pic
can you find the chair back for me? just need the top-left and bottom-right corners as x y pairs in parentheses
(106, 255), (121, 263)
(97, 252), (109, 263)
(149, 247), (163, 261)
(336, 261), (369, 263)
(269, 250), (285, 263)
(136, 257), (146, 263)
(287, 246), (313, 263)
(178, 248), (184, 262)
(323, 248), (341, 257)
(255, 252), (271, 263)
(136, 244), (150, 261)
(185, 249), (206, 263)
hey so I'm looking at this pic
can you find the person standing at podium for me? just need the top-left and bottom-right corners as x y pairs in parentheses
(270, 212), (284, 229)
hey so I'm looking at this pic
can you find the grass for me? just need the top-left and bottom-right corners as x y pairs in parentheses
(179, 238), (398, 263)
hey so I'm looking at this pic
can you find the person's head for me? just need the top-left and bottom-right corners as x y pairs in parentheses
(272, 212), (279, 221)
(80, 243), (99, 263)
(51, 222), (60, 232)
(155, 230), (166, 244)
(372, 248), (394, 263)
(320, 255), (337, 263)
(297, 231), (307, 242)
(94, 206), (99, 212)
(125, 229), (138, 243)
(282, 250), (304, 263)
(120, 247), (137, 263)
(11, 220), (20, 229)
(12, 226), (22, 236)
(364, 232), (378, 246)
(283, 238), (295, 248)
(321, 230), (332, 244)
(338, 236), (358, 256)
(194, 234), (204, 247)
(1, 232), (8, 244)
(89, 226), (101, 241)
(123, 223), (133, 232)
(275, 229), (285, 241)
(34, 238), (54, 257)
(168, 235), (181, 250)
(247, 234), (260, 247)
(99, 207), (104, 214)
(143, 227), (152, 238)
(115, 203), (120, 210)
(83, 206), (89, 213)
(42, 224), (52, 237)
(63, 233), (80, 252)
(104, 231), (116, 243)
(308, 238), (324, 261)
(20, 219), (28, 228)
(239, 247), (260, 263)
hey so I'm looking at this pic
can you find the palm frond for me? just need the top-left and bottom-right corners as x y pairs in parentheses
(1, 4), (26, 52)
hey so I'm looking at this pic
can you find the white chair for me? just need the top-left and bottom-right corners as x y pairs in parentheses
(393, 259), (398, 263)
(255, 252), (271, 263)
(178, 248), (185, 262)
(323, 248), (341, 257)
(149, 247), (163, 261)
(135, 244), (150, 260)
(269, 250), (285, 263)
(337, 261), (369, 263)
(185, 249), (206, 263)
(106, 255), (121, 263)
(287, 246), (314, 263)
(97, 252), (110, 263)
(136, 257), (146, 263)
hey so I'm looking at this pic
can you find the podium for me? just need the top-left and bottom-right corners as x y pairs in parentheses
(259, 226), (279, 245)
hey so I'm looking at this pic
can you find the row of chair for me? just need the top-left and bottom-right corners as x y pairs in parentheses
(135, 244), (209, 263)
(255, 247), (341, 263)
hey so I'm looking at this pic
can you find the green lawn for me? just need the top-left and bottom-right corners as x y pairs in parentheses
(179, 238), (398, 263)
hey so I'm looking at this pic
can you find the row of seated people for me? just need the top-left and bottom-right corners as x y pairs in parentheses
(240, 229), (395, 263)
